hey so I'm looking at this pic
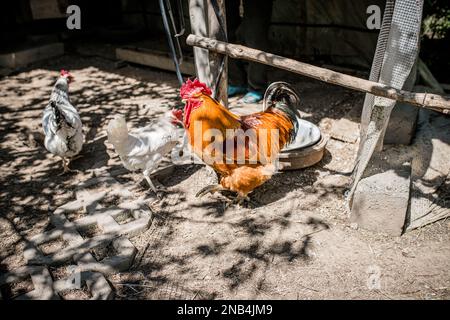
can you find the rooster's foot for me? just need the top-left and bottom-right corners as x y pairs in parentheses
(229, 195), (259, 208)
(196, 184), (225, 198)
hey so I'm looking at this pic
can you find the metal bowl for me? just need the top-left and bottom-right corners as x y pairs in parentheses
(282, 117), (322, 152)
(278, 117), (327, 170)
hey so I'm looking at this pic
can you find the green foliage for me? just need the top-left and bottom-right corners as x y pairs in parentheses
(422, 0), (450, 38)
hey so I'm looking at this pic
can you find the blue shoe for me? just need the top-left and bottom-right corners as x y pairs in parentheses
(241, 90), (263, 103)
(228, 85), (247, 97)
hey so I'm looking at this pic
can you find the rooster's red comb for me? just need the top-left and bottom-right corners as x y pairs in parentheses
(180, 78), (212, 98)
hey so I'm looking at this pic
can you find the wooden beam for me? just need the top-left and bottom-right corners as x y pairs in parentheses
(186, 34), (450, 112)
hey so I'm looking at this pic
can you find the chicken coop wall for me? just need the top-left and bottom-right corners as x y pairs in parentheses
(1, 0), (385, 70)
(120, 0), (386, 70)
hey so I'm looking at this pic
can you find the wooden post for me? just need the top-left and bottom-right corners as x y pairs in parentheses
(206, 0), (227, 107)
(186, 34), (450, 112)
(189, 0), (228, 107)
(189, 0), (211, 84)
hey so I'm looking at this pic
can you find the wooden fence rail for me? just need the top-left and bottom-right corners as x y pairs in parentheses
(186, 34), (450, 113)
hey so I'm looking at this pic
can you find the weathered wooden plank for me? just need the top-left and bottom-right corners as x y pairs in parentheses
(29, 0), (67, 20)
(0, 43), (64, 68)
(186, 34), (450, 111)
(116, 47), (195, 75)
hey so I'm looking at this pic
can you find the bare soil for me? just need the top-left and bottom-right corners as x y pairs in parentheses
(0, 53), (449, 300)
(0, 274), (34, 299)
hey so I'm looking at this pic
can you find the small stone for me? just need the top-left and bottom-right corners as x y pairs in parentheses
(350, 223), (358, 230)
(330, 118), (359, 143)
(401, 251), (415, 258)
(13, 217), (20, 224)
(316, 174), (351, 189)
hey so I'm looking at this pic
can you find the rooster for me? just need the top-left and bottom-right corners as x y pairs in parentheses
(107, 110), (184, 195)
(42, 70), (84, 174)
(180, 78), (300, 204)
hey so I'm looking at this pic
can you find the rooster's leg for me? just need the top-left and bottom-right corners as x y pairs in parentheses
(58, 157), (76, 175)
(196, 184), (226, 198)
(236, 195), (249, 206)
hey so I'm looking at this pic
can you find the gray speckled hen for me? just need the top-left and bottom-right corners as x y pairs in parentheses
(42, 70), (84, 174)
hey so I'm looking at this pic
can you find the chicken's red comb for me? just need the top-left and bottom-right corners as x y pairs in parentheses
(60, 69), (74, 83)
(60, 69), (71, 77)
(180, 78), (212, 98)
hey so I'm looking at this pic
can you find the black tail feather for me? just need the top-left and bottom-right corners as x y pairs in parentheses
(263, 82), (300, 143)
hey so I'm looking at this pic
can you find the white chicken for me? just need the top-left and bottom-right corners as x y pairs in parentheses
(42, 70), (84, 174)
(107, 110), (184, 194)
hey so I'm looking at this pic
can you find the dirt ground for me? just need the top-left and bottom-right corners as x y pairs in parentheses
(0, 53), (449, 300)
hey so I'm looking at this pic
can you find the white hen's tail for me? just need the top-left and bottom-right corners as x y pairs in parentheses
(107, 115), (129, 156)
